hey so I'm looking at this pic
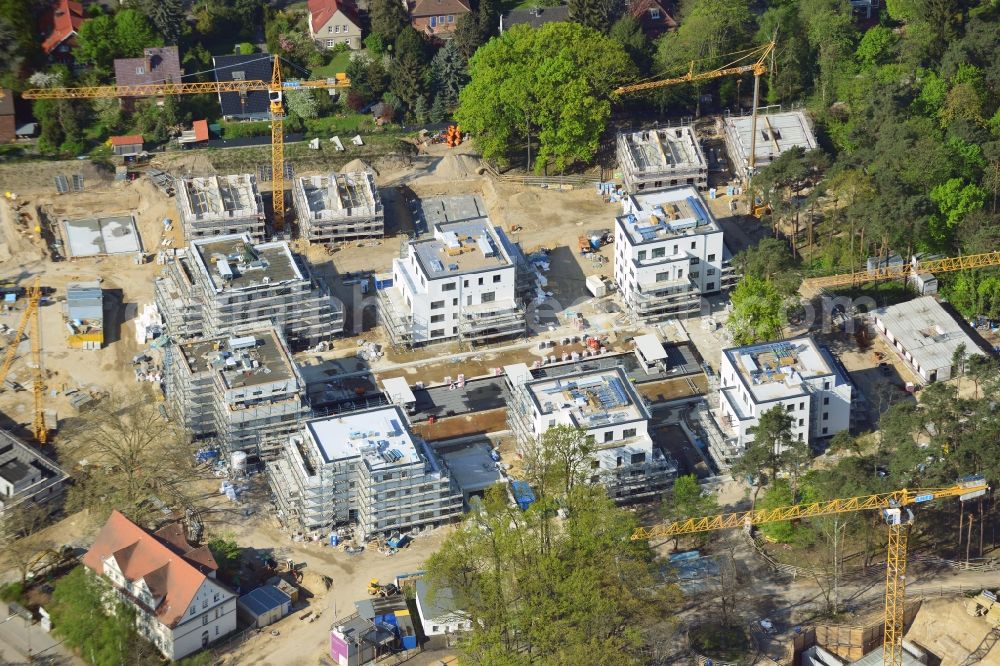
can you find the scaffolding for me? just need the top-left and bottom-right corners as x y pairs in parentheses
(176, 174), (266, 242)
(292, 172), (384, 244)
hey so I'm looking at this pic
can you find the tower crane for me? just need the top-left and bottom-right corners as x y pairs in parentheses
(613, 41), (775, 179)
(0, 277), (48, 443)
(801, 250), (1000, 291)
(633, 480), (989, 666)
(21, 58), (350, 228)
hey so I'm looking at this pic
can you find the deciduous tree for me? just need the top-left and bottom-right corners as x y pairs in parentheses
(726, 275), (785, 345)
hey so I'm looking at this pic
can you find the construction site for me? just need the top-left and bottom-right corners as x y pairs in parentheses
(0, 45), (998, 663)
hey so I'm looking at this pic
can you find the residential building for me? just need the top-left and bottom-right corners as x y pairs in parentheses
(0, 431), (68, 516)
(212, 54), (273, 121)
(292, 171), (384, 244)
(114, 47), (183, 109)
(81, 511), (237, 661)
(175, 174), (266, 242)
(500, 5), (569, 31)
(626, 0), (677, 38)
(505, 363), (677, 500)
(267, 405), (464, 539)
(870, 296), (987, 384)
(613, 186), (736, 322)
(414, 579), (470, 636)
(617, 126), (708, 193)
(154, 233), (343, 350)
(379, 196), (525, 347)
(110, 135), (144, 157)
(409, 0), (472, 37)
(0, 91), (15, 143)
(307, 0), (363, 49)
(39, 0), (87, 60)
(65, 281), (103, 350)
(722, 110), (817, 178)
(165, 328), (311, 456)
(717, 336), (852, 458)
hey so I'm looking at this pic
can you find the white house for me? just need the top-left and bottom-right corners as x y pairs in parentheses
(379, 197), (524, 347)
(505, 364), (677, 500)
(307, 0), (363, 49)
(414, 579), (470, 636)
(613, 186), (736, 322)
(81, 511), (237, 661)
(717, 336), (852, 458)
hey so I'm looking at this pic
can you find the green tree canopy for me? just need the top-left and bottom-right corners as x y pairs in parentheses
(370, 0), (410, 43)
(426, 484), (679, 664)
(456, 22), (635, 172)
(726, 275), (785, 345)
(77, 9), (160, 73)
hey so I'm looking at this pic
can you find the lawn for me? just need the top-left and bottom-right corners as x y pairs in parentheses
(311, 51), (353, 79)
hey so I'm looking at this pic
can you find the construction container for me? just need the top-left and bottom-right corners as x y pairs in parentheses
(510, 480), (535, 511)
(586, 275), (607, 298)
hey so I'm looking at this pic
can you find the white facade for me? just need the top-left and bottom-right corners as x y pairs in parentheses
(268, 405), (464, 538)
(381, 209), (524, 346)
(871, 296), (985, 384)
(613, 187), (735, 321)
(717, 336), (852, 457)
(505, 364), (676, 499)
(414, 579), (471, 636)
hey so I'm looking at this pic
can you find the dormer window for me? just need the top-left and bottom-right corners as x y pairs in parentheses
(136, 66), (145, 75)
(649, 8), (661, 18)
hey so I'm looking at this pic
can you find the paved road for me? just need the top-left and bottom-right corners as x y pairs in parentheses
(0, 612), (81, 665)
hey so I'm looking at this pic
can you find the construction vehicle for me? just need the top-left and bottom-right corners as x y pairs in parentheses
(967, 590), (1000, 628)
(0, 277), (47, 443)
(367, 578), (400, 597)
(632, 480), (989, 666)
(22, 60), (350, 228)
(802, 250), (1000, 291)
(613, 41), (775, 181)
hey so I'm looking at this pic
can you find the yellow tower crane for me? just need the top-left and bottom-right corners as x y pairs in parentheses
(613, 41), (775, 179)
(633, 481), (989, 666)
(801, 250), (1000, 291)
(21, 58), (350, 228)
(0, 277), (48, 443)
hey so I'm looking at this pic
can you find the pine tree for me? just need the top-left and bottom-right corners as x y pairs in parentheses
(430, 40), (468, 109)
(370, 0), (409, 43)
(478, 0), (501, 41)
(568, 0), (622, 33)
(429, 94), (447, 122)
(413, 94), (429, 123)
(142, 0), (185, 45)
(452, 12), (482, 59)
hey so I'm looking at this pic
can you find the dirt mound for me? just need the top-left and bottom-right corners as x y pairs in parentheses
(341, 158), (376, 175)
(431, 154), (483, 180)
(906, 597), (1000, 665)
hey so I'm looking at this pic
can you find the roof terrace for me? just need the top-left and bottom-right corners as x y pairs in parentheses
(413, 219), (512, 279)
(307, 405), (423, 469)
(190, 234), (303, 292)
(526, 367), (649, 430)
(725, 337), (834, 402)
(617, 187), (719, 245)
(178, 329), (297, 389)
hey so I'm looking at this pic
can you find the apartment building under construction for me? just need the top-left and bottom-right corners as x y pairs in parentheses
(154, 233), (343, 350)
(165, 327), (310, 455)
(267, 405), (464, 539)
(617, 126), (708, 193)
(175, 174), (266, 242)
(292, 172), (384, 243)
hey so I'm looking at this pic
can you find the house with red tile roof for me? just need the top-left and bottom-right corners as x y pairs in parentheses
(409, 0), (472, 38)
(82, 511), (237, 661)
(39, 0), (88, 60)
(307, 0), (363, 50)
(627, 0), (677, 39)
(109, 134), (144, 156)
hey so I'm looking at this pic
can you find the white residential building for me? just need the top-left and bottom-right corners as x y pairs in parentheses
(505, 364), (677, 500)
(613, 186), (736, 322)
(82, 511), (237, 661)
(379, 197), (524, 347)
(267, 405), (464, 539)
(717, 336), (852, 460)
(870, 296), (986, 384)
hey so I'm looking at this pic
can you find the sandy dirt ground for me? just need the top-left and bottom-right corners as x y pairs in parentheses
(906, 597), (1000, 665)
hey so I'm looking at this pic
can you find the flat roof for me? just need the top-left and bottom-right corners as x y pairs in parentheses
(238, 585), (290, 615)
(307, 405), (423, 468)
(634, 334), (667, 362)
(619, 126), (706, 173)
(524, 366), (649, 429)
(62, 215), (142, 257)
(381, 376), (415, 404)
(0, 458), (31, 484)
(872, 296), (986, 371)
(724, 336), (835, 403)
(504, 363), (533, 388)
(66, 281), (102, 323)
(616, 186), (720, 245)
(295, 172), (381, 220)
(850, 647), (923, 666)
(177, 174), (263, 221)
(412, 219), (512, 279)
(439, 442), (502, 495)
(190, 234), (303, 292)
(415, 195), (488, 230)
(724, 110), (817, 165)
(178, 329), (297, 389)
